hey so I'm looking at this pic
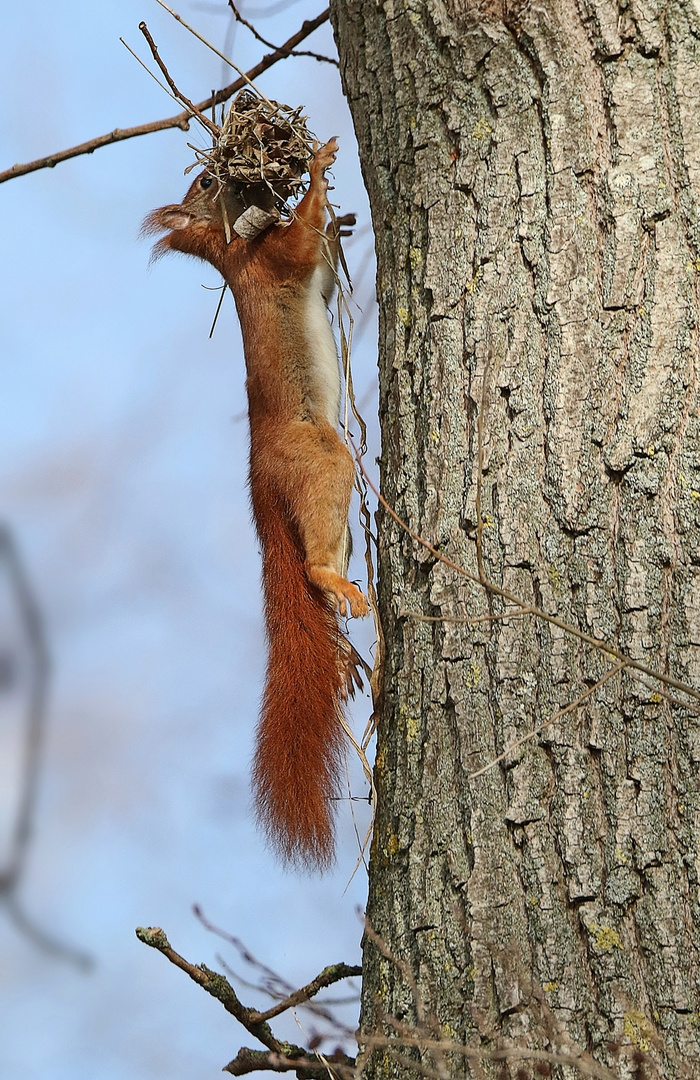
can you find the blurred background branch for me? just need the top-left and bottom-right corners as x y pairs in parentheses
(0, 526), (92, 969)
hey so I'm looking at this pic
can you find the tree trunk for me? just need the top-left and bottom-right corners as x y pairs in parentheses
(332, 1), (700, 1076)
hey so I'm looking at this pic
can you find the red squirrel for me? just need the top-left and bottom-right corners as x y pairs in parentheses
(144, 138), (369, 868)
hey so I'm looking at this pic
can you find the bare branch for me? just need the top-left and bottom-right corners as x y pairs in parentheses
(0, 9), (331, 185)
(194, 905), (359, 1026)
(193, 903), (294, 993)
(624, 665), (699, 710)
(228, 1), (337, 66)
(368, 1034), (617, 1080)
(135, 926), (273, 1036)
(138, 22), (219, 137)
(119, 37), (182, 106)
(136, 926), (356, 1080)
(250, 962), (362, 1024)
(155, 0), (270, 101)
(399, 606), (534, 624)
(224, 1048), (355, 1079)
(468, 662), (626, 779)
(212, 949), (358, 1035)
(352, 445), (700, 708)
(362, 920), (429, 1030)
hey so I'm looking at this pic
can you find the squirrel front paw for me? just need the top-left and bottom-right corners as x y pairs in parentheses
(310, 137), (339, 181)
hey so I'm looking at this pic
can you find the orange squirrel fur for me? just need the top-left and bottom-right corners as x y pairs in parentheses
(144, 138), (368, 869)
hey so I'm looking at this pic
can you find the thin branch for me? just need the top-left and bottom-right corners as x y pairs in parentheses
(362, 921), (428, 1029)
(335, 235), (382, 868)
(399, 606), (533, 624)
(212, 951), (358, 1035)
(194, 905), (359, 1024)
(352, 446), (700, 706)
(468, 662), (626, 779)
(208, 282), (229, 339)
(0, 526), (94, 969)
(194, 903), (294, 994)
(251, 963), (362, 1024)
(336, 254), (384, 748)
(228, 1), (337, 65)
(367, 1034), (616, 1080)
(135, 926), (283, 1044)
(219, 950), (358, 1011)
(624, 665), (700, 710)
(155, 0), (271, 102)
(136, 926), (356, 1080)
(0, 9), (331, 184)
(224, 1048), (355, 1079)
(119, 37), (182, 106)
(138, 22), (219, 137)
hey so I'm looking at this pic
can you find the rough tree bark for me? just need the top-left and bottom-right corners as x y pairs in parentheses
(332, 1), (700, 1077)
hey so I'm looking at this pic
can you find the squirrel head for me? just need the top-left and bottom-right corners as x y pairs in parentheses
(143, 171), (277, 268)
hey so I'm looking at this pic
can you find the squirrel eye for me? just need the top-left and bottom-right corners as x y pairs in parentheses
(200, 176), (213, 190)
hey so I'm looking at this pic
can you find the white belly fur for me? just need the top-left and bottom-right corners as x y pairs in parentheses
(305, 265), (341, 427)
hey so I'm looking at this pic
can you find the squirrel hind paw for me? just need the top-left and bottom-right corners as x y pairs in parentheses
(307, 565), (368, 618)
(337, 582), (368, 620)
(347, 587), (369, 619)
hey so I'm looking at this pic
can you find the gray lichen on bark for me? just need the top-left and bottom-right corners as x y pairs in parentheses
(333, 0), (700, 1076)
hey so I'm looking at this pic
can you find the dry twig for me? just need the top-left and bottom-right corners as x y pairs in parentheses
(367, 1033), (616, 1080)
(136, 925), (358, 1079)
(468, 662), (626, 779)
(250, 962), (362, 1025)
(193, 904), (360, 1026)
(399, 606), (533, 624)
(334, 240), (383, 876)
(0, 9), (331, 184)
(353, 447), (700, 708)
(228, 1), (337, 65)
(138, 21), (219, 137)
(155, 0), (272, 97)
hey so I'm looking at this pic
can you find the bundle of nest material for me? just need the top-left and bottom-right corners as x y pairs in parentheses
(194, 89), (315, 239)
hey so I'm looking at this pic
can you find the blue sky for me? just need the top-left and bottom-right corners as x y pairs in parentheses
(0, 3), (379, 1076)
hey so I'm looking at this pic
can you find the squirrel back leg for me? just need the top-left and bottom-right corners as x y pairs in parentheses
(264, 420), (368, 618)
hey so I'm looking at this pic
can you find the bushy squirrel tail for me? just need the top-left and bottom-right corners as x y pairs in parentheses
(251, 496), (361, 870)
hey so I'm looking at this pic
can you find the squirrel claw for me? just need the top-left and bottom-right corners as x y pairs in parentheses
(311, 137), (339, 176)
